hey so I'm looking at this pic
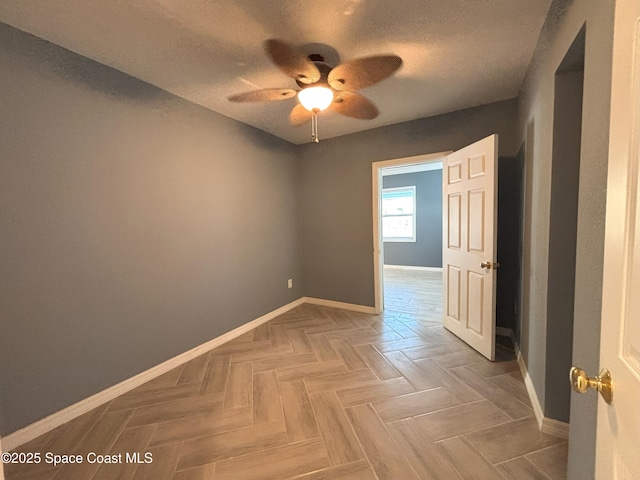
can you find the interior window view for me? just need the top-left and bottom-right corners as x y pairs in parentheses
(381, 186), (417, 242)
(1, 1), (638, 479)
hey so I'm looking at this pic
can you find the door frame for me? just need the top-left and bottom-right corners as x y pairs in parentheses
(372, 151), (451, 314)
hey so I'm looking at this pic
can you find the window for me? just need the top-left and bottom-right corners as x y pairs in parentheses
(382, 186), (416, 242)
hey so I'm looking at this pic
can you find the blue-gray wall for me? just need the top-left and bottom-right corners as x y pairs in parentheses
(0, 23), (302, 436)
(382, 170), (443, 268)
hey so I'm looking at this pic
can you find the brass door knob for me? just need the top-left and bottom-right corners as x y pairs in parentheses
(570, 367), (613, 404)
(481, 261), (500, 269)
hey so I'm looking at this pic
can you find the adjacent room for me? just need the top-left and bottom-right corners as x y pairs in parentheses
(380, 161), (444, 333)
(1, 1), (634, 479)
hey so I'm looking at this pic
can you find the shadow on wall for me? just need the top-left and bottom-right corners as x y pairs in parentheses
(3, 26), (162, 103)
(496, 154), (524, 334)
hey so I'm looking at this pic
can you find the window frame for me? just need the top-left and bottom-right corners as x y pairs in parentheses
(381, 186), (417, 243)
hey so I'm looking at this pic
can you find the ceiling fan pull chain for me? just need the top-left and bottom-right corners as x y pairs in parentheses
(311, 109), (320, 143)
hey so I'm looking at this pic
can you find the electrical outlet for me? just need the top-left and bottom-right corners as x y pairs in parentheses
(288, 279), (293, 289)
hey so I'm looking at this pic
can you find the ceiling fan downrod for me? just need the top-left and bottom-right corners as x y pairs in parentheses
(311, 108), (320, 143)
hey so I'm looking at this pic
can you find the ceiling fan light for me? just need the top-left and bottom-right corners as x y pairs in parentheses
(298, 86), (334, 112)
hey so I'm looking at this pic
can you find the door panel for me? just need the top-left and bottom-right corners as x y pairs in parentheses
(596, 1), (640, 475)
(468, 189), (485, 252)
(448, 162), (462, 183)
(467, 271), (484, 334)
(468, 154), (486, 179)
(448, 193), (462, 249)
(443, 134), (498, 360)
(447, 265), (461, 321)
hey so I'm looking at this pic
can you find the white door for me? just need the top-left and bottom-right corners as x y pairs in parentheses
(595, 0), (640, 477)
(442, 135), (498, 360)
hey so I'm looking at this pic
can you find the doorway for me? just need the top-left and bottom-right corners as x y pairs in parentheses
(372, 152), (450, 314)
(381, 161), (445, 323)
(374, 135), (525, 363)
(545, 27), (585, 426)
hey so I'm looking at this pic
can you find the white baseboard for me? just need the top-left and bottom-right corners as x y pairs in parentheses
(302, 297), (377, 314)
(541, 417), (570, 439)
(2, 297), (306, 451)
(513, 341), (570, 439)
(514, 343), (545, 429)
(383, 265), (443, 272)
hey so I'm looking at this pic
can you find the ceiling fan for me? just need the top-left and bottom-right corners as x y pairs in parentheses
(228, 39), (403, 142)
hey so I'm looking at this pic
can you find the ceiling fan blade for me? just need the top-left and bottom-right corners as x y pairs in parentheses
(264, 39), (321, 85)
(330, 91), (379, 119)
(228, 88), (297, 102)
(289, 104), (312, 126)
(328, 55), (403, 91)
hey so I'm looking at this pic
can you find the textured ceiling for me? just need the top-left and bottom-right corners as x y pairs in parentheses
(0, 0), (552, 144)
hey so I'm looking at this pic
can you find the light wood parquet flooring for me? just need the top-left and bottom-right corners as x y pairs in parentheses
(6, 268), (568, 480)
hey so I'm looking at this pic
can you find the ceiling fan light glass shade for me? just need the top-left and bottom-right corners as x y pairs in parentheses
(298, 86), (334, 112)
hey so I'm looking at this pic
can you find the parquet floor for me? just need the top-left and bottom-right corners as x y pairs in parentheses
(6, 268), (568, 480)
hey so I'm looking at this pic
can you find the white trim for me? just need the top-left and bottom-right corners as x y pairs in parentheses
(383, 265), (443, 272)
(302, 297), (377, 314)
(382, 161), (443, 176)
(2, 297), (305, 451)
(514, 341), (545, 430)
(513, 340), (569, 439)
(372, 151), (452, 314)
(373, 162), (383, 314)
(373, 152), (452, 170)
(542, 417), (570, 440)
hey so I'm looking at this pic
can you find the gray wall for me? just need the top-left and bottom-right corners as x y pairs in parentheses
(0, 23), (302, 435)
(382, 170), (443, 268)
(299, 99), (520, 307)
(516, 1), (614, 478)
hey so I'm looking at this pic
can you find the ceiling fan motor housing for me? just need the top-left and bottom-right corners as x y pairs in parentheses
(296, 56), (333, 88)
